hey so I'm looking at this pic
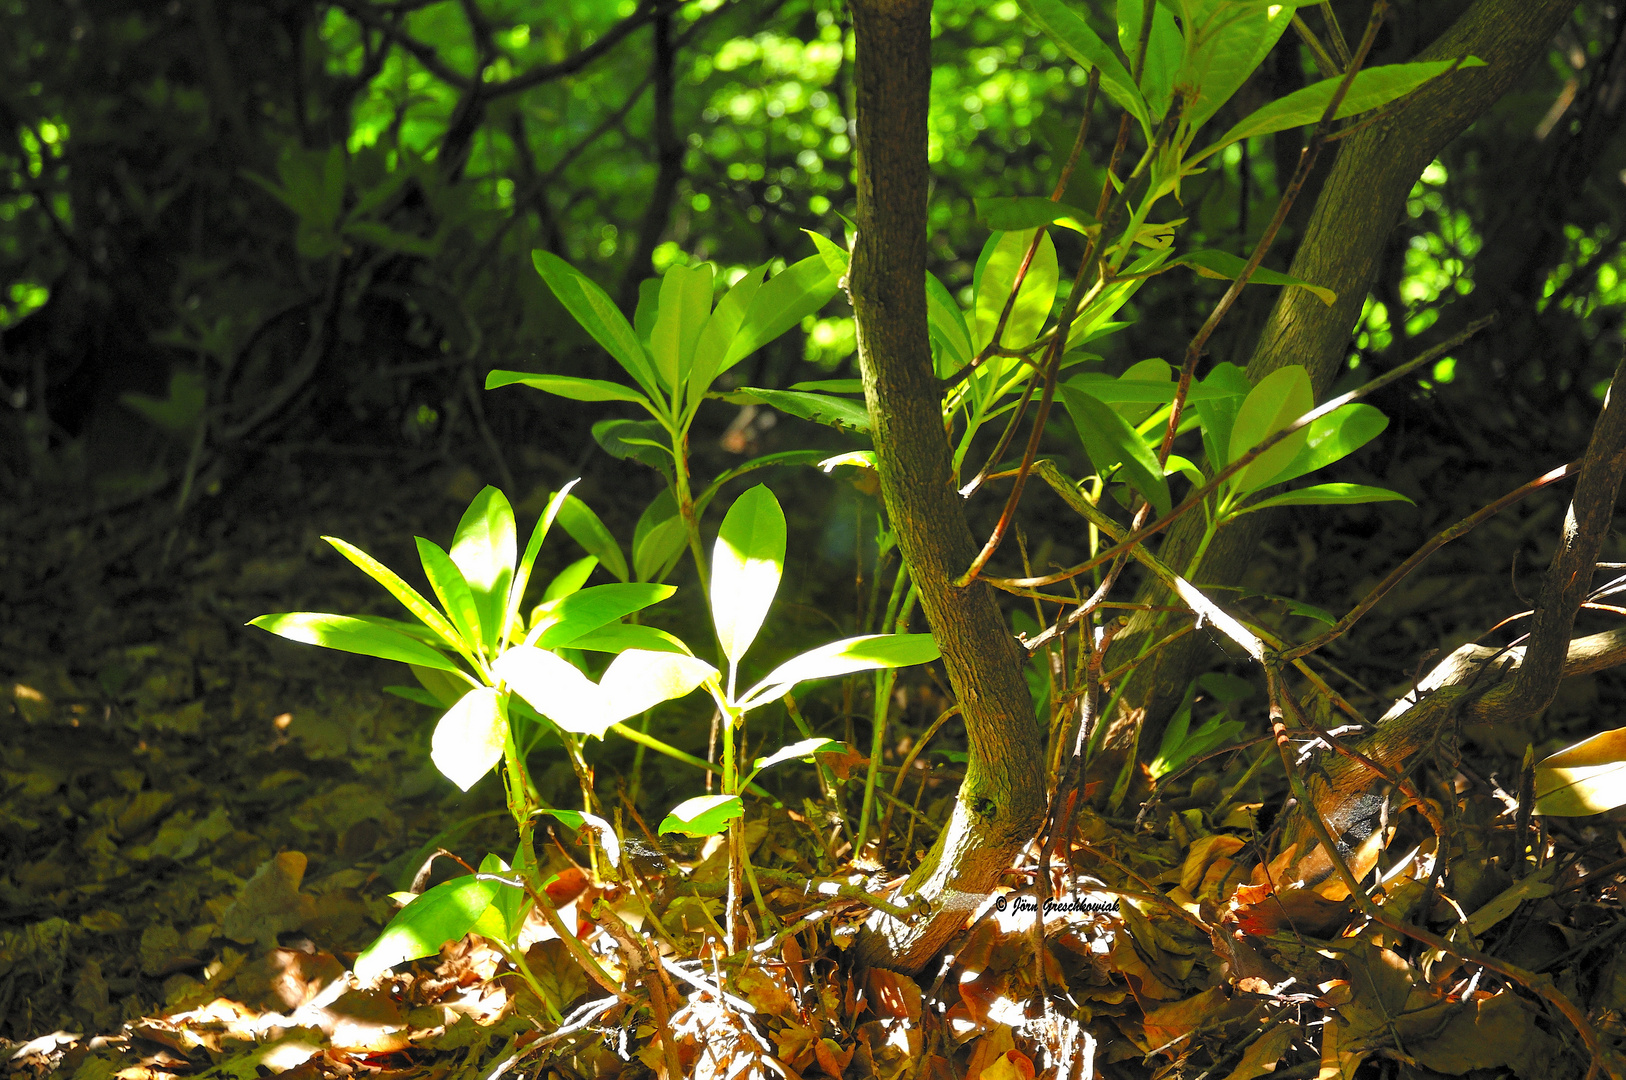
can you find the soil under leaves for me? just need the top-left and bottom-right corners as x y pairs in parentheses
(5, 414), (1626, 1080)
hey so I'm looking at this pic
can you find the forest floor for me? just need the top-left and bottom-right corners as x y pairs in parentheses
(4, 395), (1626, 1080)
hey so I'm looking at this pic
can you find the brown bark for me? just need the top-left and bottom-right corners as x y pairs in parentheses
(846, 0), (1046, 973)
(1113, 0), (1584, 745)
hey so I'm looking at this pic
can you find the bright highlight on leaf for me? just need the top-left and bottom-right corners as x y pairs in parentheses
(431, 686), (507, 792)
(494, 645), (715, 740)
(1535, 727), (1626, 816)
(711, 485), (787, 668)
(659, 794), (744, 838)
(736, 633), (941, 712)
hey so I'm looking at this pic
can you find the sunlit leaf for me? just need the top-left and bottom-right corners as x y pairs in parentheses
(737, 633), (940, 712)
(650, 261), (714, 390)
(721, 255), (840, 372)
(353, 873), (499, 983)
(600, 649), (717, 719)
(565, 622), (692, 655)
(1200, 59), (1484, 159)
(450, 487), (515, 652)
(1227, 366), (1313, 495)
(322, 536), (467, 655)
(659, 794), (744, 838)
(752, 736), (842, 774)
(689, 266), (765, 408)
(484, 370), (651, 405)
(507, 480), (580, 645)
(1018, 0), (1147, 133)
(249, 612), (463, 673)
(974, 196), (1096, 234)
(530, 583), (676, 648)
(416, 538), (483, 655)
(1239, 483), (1412, 513)
(1536, 727), (1626, 816)
(973, 229), (1058, 354)
(543, 556), (599, 602)
(711, 485), (786, 668)
(431, 687), (507, 792)
(1268, 403), (1390, 487)
(493, 646), (609, 737)
(532, 250), (661, 399)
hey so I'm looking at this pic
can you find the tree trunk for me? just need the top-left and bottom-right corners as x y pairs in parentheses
(846, 0), (1046, 974)
(1112, 0), (1584, 745)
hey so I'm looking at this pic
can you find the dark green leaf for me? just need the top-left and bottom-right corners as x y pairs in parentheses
(1240, 483), (1413, 513)
(531, 583), (677, 649)
(720, 255), (840, 372)
(974, 196), (1096, 234)
(532, 250), (661, 399)
(556, 494), (629, 584)
(720, 388), (871, 432)
(1177, 250), (1336, 306)
(1018, 0), (1147, 132)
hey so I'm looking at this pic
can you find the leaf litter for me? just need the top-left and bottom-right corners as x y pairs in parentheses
(4, 454), (1626, 1079)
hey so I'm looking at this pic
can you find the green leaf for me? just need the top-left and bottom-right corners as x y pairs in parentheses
(711, 485), (786, 669)
(507, 481), (580, 644)
(532, 250), (661, 400)
(556, 494), (629, 584)
(592, 418), (674, 480)
(689, 266), (765, 408)
(564, 623), (692, 655)
(1268, 403), (1389, 487)
(416, 538), (484, 655)
(543, 556), (599, 602)
(475, 853), (525, 943)
(598, 648), (717, 719)
(249, 612), (463, 673)
(1239, 483), (1413, 513)
(720, 255), (840, 373)
(1193, 362), (1251, 470)
(634, 276), (661, 351)
(484, 370), (651, 405)
(804, 229), (850, 276)
(412, 664), (470, 707)
(1117, 0), (1182, 122)
(1227, 365), (1313, 495)
(323, 536), (471, 656)
(1018, 0), (1147, 134)
(1178, 250), (1336, 307)
(342, 220), (438, 257)
(695, 449), (833, 517)
(719, 388), (870, 432)
(737, 633), (940, 712)
(121, 368), (206, 437)
(353, 873), (500, 983)
(531, 583), (677, 649)
(659, 794), (744, 838)
(492, 646), (607, 737)
(973, 229), (1058, 354)
(974, 196), (1097, 234)
(1200, 60), (1481, 161)
(535, 811), (620, 870)
(1110, 357), (1173, 426)
(752, 736), (842, 775)
(1535, 727), (1626, 816)
(632, 488), (688, 583)
(431, 687), (508, 791)
(1176, 3), (1294, 135)
(384, 685), (443, 707)
(1059, 385), (1172, 517)
(451, 487), (516, 652)
(926, 270), (973, 377)
(650, 262), (715, 390)
(494, 645), (713, 740)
